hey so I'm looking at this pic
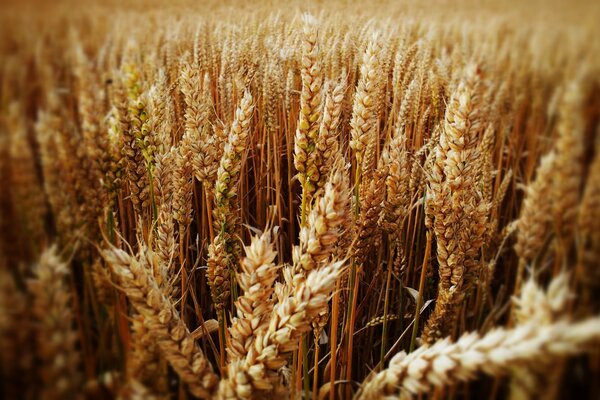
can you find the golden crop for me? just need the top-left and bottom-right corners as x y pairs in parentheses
(1, 0), (599, 399)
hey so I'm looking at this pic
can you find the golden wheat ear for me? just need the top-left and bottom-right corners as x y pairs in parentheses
(422, 64), (488, 345)
(102, 246), (219, 398)
(28, 245), (82, 400)
(4, 3), (600, 400)
(218, 259), (346, 399)
(228, 230), (279, 361)
(359, 316), (600, 400)
(294, 14), (324, 197)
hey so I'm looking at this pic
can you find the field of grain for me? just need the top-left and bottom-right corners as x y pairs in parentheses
(1, 0), (600, 399)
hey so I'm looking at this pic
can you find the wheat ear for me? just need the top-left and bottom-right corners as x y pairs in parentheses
(228, 231), (278, 361)
(551, 79), (585, 244)
(29, 246), (82, 400)
(208, 90), (254, 312)
(315, 78), (345, 189)
(102, 246), (218, 398)
(359, 316), (600, 400)
(350, 34), (382, 172)
(293, 158), (351, 273)
(577, 129), (600, 297)
(214, 89), (254, 232)
(513, 152), (556, 290)
(218, 260), (345, 399)
(294, 13), (324, 197)
(422, 64), (488, 344)
(509, 273), (571, 399)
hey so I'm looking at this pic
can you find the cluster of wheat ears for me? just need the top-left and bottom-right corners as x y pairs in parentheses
(1, 0), (600, 399)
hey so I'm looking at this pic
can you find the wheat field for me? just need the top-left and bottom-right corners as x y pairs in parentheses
(1, 0), (600, 399)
